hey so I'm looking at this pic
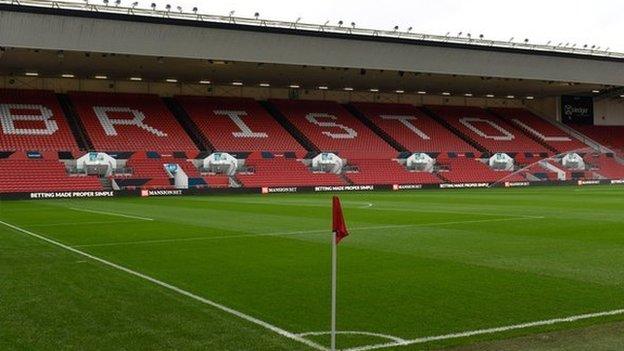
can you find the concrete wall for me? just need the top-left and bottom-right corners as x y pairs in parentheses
(525, 97), (559, 121)
(594, 99), (624, 125)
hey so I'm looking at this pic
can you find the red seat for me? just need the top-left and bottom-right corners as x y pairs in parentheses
(176, 96), (306, 156)
(236, 157), (345, 187)
(69, 92), (197, 152)
(351, 102), (476, 153)
(346, 158), (442, 185)
(0, 158), (102, 193)
(427, 105), (549, 154)
(269, 99), (397, 159)
(0, 89), (79, 152)
(571, 124), (624, 157)
(491, 108), (588, 153)
(440, 157), (525, 183)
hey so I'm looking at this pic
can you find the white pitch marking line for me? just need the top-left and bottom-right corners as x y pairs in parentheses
(297, 331), (407, 343)
(26, 220), (137, 228)
(0, 220), (327, 351)
(344, 308), (624, 351)
(68, 207), (154, 221)
(71, 216), (544, 248)
(359, 203), (374, 209)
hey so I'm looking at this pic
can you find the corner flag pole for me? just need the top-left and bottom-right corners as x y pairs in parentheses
(331, 229), (337, 351)
(331, 196), (349, 351)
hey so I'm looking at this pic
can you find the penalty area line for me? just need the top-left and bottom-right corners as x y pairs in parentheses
(344, 308), (624, 351)
(0, 220), (327, 351)
(68, 207), (154, 221)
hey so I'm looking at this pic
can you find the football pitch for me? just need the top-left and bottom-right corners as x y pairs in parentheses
(2, 186), (624, 350)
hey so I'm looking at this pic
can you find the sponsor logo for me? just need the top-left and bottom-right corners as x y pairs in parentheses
(610, 179), (624, 184)
(141, 189), (149, 197)
(314, 185), (375, 192)
(29, 191), (114, 199)
(266, 187), (298, 193)
(563, 105), (590, 117)
(146, 189), (183, 196)
(439, 183), (489, 189)
(504, 181), (530, 188)
(393, 184), (423, 191)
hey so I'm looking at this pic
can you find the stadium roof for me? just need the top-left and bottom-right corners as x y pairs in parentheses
(0, 0), (622, 96)
(2, 0), (622, 60)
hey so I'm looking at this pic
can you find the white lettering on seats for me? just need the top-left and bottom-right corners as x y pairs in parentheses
(214, 110), (268, 138)
(93, 106), (167, 137)
(380, 115), (430, 140)
(459, 117), (514, 141)
(512, 119), (571, 141)
(305, 113), (357, 139)
(0, 104), (58, 135)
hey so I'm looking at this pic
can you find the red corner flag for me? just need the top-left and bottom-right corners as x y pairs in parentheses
(332, 196), (349, 244)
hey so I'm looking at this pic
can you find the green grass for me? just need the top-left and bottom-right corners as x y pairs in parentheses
(2, 185), (624, 350)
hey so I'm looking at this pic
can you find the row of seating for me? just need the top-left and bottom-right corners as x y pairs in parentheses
(346, 159), (443, 185)
(0, 159), (102, 192)
(236, 157), (345, 188)
(1, 89), (622, 193)
(1, 90), (598, 157)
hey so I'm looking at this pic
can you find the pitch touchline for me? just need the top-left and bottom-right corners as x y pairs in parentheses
(72, 217), (544, 248)
(344, 308), (624, 351)
(68, 207), (154, 221)
(0, 220), (327, 351)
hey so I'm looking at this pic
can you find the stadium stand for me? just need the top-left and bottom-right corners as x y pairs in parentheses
(1, 88), (623, 194)
(570, 125), (624, 156)
(490, 108), (588, 153)
(350, 102), (476, 153)
(584, 154), (624, 179)
(0, 89), (80, 152)
(236, 156), (345, 188)
(438, 157), (526, 183)
(268, 99), (398, 159)
(345, 158), (442, 185)
(426, 105), (550, 154)
(110, 153), (232, 190)
(69, 92), (197, 152)
(113, 156), (173, 190)
(0, 155), (102, 193)
(175, 96), (306, 156)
